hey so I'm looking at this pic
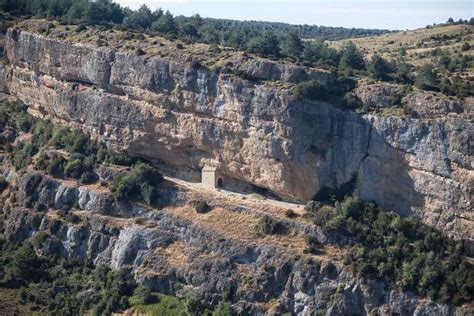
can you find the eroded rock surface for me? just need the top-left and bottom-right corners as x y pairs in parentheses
(0, 173), (460, 315)
(1, 28), (472, 240)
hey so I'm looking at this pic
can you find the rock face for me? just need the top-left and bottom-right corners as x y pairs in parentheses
(1, 28), (472, 239)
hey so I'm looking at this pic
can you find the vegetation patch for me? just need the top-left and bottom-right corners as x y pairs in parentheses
(308, 196), (473, 305)
(191, 200), (211, 214)
(293, 80), (328, 101)
(253, 215), (281, 235)
(111, 162), (162, 205)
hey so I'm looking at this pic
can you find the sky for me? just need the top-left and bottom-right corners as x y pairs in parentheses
(115, 0), (473, 30)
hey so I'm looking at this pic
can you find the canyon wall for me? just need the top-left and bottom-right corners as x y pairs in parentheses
(1, 28), (472, 239)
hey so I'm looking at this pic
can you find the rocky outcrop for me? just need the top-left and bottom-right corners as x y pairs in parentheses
(229, 57), (335, 84)
(355, 81), (404, 109)
(403, 91), (467, 118)
(1, 195), (457, 315)
(1, 28), (472, 239)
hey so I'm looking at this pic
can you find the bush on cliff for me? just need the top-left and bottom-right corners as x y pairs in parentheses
(3, 245), (44, 286)
(253, 215), (280, 235)
(111, 162), (162, 204)
(134, 286), (156, 305)
(45, 154), (67, 177)
(64, 157), (85, 179)
(293, 80), (328, 101)
(13, 143), (36, 170)
(191, 200), (211, 214)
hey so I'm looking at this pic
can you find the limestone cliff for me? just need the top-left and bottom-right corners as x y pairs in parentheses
(1, 26), (472, 240)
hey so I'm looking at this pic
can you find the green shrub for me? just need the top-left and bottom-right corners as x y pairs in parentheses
(331, 196), (474, 305)
(80, 171), (98, 184)
(31, 120), (53, 147)
(134, 286), (156, 305)
(367, 53), (393, 80)
(192, 200), (211, 214)
(4, 245), (44, 285)
(106, 150), (136, 166)
(64, 158), (85, 179)
(68, 131), (90, 155)
(46, 155), (66, 177)
(304, 236), (324, 255)
(184, 296), (211, 316)
(75, 24), (87, 32)
(111, 162), (162, 204)
(342, 92), (363, 109)
(31, 231), (49, 248)
(304, 200), (322, 213)
(13, 143), (36, 170)
(51, 126), (72, 149)
(16, 113), (32, 132)
(254, 215), (280, 235)
(293, 80), (328, 101)
(338, 42), (366, 73)
(414, 64), (440, 91)
(245, 33), (280, 56)
(308, 205), (346, 232)
(212, 301), (233, 316)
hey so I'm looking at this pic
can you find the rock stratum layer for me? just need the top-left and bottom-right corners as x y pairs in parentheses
(1, 28), (472, 239)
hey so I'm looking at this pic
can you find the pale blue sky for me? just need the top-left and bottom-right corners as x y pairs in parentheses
(115, 0), (472, 30)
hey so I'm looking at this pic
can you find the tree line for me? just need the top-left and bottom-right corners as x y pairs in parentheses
(1, 0), (471, 98)
(1, 0), (386, 60)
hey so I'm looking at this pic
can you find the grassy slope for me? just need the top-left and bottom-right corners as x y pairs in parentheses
(127, 293), (187, 316)
(329, 23), (474, 74)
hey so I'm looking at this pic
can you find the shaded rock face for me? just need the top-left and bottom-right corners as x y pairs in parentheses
(2, 29), (473, 239)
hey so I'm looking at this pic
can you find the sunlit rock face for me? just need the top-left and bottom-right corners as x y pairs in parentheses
(2, 28), (472, 239)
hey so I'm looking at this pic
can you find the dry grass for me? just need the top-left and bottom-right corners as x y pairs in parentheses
(0, 288), (32, 315)
(164, 205), (307, 252)
(165, 176), (307, 222)
(330, 23), (474, 73)
(156, 241), (189, 267)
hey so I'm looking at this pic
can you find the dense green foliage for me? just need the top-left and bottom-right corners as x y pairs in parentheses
(338, 42), (366, 73)
(0, 240), (234, 315)
(253, 215), (280, 235)
(293, 80), (328, 101)
(306, 197), (473, 305)
(0, 243), (137, 314)
(130, 291), (188, 315)
(367, 53), (394, 80)
(111, 162), (162, 204)
(0, 0), (387, 62)
(414, 64), (440, 92)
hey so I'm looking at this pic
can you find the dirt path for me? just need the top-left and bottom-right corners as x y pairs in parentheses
(163, 176), (306, 216)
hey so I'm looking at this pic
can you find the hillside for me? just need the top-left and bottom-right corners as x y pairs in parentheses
(0, 4), (473, 316)
(330, 23), (474, 74)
